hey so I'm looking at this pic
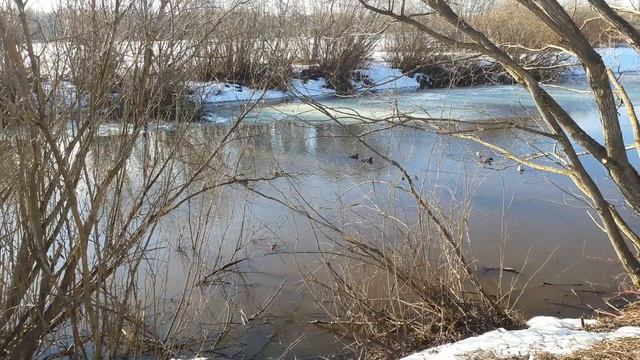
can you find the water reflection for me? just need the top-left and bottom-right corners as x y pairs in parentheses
(111, 75), (640, 357)
(129, 116), (632, 357)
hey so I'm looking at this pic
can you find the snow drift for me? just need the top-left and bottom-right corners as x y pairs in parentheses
(401, 316), (640, 360)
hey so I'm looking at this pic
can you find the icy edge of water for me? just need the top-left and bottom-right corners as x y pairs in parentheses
(192, 47), (640, 110)
(188, 60), (422, 108)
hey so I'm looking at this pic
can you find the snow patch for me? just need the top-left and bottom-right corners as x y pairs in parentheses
(289, 77), (336, 98)
(401, 316), (640, 360)
(187, 82), (290, 105)
(356, 62), (420, 92)
(191, 48), (640, 107)
(189, 60), (421, 109)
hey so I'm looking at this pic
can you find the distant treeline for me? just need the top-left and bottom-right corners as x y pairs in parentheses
(1, 0), (633, 114)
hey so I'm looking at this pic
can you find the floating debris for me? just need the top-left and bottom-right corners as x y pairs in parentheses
(482, 266), (520, 274)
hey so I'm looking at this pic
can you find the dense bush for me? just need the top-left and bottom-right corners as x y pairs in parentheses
(191, 8), (295, 90)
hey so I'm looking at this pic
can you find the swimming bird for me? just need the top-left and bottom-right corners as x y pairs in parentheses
(349, 153), (359, 160)
(517, 164), (524, 174)
(475, 151), (492, 165)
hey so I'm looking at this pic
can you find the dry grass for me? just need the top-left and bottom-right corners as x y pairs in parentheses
(472, 2), (560, 48)
(462, 338), (640, 359)
(596, 299), (640, 328)
(561, 338), (640, 360)
(292, 121), (524, 359)
(472, 1), (634, 48)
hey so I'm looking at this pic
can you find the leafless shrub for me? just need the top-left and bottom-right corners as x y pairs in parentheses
(383, 28), (441, 72)
(0, 0), (284, 358)
(472, 1), (639, 48)
(308, 222), (522, 358)
(289, 105), (522, 358)
(290, 0), (382, 94)
(385, 24), (567, 88)
(190, 4), (295, 90)
(472, 2), (561, 49)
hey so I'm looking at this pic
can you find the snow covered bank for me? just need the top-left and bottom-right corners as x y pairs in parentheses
(401, 316), (640, 360)
(187, 82), (292, 105)
(188, 60), (421, 106)
(190, 47), (640, 109)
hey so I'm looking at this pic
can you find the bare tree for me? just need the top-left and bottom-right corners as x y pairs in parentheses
(342, 0), (640, 286)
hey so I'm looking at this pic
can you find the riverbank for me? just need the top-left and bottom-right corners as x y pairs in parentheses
(188, 59), (422, 108)
(188, 47), (640, 117)
(402, 317), (640, 359)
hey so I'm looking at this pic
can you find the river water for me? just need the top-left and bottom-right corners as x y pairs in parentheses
(121, 74), (640, 358)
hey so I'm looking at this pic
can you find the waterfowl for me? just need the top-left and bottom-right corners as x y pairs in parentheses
(349, 153), (359, 160)
(475, 151), (490, 164)
(517, 164), (524, 174)
(361, 156), (372, 164)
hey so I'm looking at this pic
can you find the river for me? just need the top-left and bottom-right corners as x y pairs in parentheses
(114, 74), (640, 358)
